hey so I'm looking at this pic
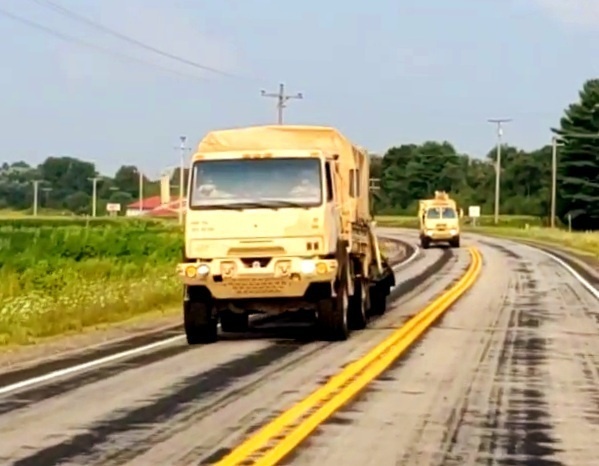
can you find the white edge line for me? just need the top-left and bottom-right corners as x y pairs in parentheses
(0, 236), (419, 397)
(522, 243), (599, 300)
(478, 234), (599, 301)
(0, 334), (185, 396)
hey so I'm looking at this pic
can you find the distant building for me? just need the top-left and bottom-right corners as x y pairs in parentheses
(125, 195), (186, 217)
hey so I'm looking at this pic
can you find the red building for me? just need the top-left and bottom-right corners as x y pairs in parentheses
(125, 196), (186, 217)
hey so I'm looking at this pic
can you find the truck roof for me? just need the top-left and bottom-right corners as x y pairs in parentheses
(196, 124), (362, 162)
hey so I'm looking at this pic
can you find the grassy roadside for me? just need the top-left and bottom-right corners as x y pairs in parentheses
(0, 221), (182, 346)
(375, 215), (599, 260)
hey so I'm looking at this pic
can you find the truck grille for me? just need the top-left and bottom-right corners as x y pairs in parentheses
(227, 278), (287, 295)
(240, 257), (272, 268)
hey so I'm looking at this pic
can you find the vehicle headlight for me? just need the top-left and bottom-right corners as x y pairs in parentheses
(300, 260), (316, 274)
(426, 229), (434, 236)
(197, 264), (210, 276)
(450, 229), (457, 235)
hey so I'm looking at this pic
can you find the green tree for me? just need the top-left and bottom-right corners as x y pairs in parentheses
(552, 78), (599, 230)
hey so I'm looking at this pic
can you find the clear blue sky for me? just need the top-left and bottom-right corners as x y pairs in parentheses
(1, 0), (599, 178)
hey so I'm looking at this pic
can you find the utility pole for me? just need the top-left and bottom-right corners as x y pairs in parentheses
(261, 83), (303, 124)
(138, 170), (144, 215)
(487, 118), (512, 225)
(176, 136), (191, 225)
(41, 187), (52, 209)
(550, 136), (563, 229)
(32, 180), (40, 217)
(88, 176), (100, 217)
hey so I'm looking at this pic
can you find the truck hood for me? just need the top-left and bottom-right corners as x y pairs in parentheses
(186, 208), (323, 240)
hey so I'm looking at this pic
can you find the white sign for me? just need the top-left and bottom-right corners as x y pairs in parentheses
(468, 206), (480, 218)
(106, 203), (121, 212)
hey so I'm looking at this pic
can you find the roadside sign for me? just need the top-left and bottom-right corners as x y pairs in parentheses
(468, 206), (480, 217)
(468, 205), (480, 227)
(106, 203), (121, 212)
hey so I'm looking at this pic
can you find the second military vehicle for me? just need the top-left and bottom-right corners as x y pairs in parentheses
(418, 191), (461, 249)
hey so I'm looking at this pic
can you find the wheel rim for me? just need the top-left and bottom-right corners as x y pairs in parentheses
(342, 288), (349, 328)
(361, 282), (367, 318)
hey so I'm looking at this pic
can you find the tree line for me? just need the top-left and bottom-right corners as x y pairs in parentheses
(0, 159), (188, 215)
(375, 78), (599, 231)
(1, 78), (598, 230)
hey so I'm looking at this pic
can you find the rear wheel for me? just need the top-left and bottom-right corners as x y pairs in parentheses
(220, 310), (249, 333)
(184, 289), (218, 344)
(369, 280), (389, 316)
(348, 277), (368, 330)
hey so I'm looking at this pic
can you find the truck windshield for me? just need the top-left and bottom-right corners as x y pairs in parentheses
(189, 158), (322, 209)
(426, 207), (457, 219)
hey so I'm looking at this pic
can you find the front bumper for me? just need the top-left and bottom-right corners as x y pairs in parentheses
(423, 229), (459, 241)
(176, 257), (338, 299)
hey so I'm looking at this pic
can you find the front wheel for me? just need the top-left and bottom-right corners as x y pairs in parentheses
(420, 237), (430, 249)
(316, 275), (350, 341)
(184, 293), (218, 345)
(450, 236), (460, 248)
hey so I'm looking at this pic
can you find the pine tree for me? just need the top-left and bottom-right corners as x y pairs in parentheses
(552, 78), (599, 230)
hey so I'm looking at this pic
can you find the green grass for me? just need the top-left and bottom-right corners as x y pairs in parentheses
(0, 220), (182, 346)
(472, 226), (599, 258)
(374, 215), (599, 258)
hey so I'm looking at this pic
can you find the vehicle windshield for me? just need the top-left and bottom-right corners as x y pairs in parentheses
(426, 207), (457, 219)
(189, 157), (322, 209)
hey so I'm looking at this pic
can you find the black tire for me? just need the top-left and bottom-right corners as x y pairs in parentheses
(316, 271), (350, 341)
(450, 237), (460, 248)
(348, 277), (368, 330)
(184, 297), (217, 345)
(220, 310), (249, 333)
(369, 281), (388, 316)
(420, 237), (430, 249)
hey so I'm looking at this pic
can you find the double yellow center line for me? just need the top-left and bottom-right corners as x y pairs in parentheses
(216, 246), (483, 466)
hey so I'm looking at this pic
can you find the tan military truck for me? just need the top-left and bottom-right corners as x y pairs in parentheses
(418, 191), (462, 249)
(176, 125), (396, 344)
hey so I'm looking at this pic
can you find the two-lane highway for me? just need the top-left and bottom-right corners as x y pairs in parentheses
(0, 230), (598, 465)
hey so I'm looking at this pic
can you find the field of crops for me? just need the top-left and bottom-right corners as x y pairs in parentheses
(0, 218), (182, 345)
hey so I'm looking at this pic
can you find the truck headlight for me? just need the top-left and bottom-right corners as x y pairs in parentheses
(197, 264), (210, 276)
(450, 229), (457, 235)
(300, 260), (316, 274)
(425, 229), (433, 236)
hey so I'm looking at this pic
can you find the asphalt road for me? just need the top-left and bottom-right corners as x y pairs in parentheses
(0, 230), (598, 466)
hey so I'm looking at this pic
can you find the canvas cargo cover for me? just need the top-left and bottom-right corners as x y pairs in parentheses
(197, 125), (356, 159)
(196, 125), (372, 221)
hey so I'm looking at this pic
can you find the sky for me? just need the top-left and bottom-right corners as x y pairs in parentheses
(2, 0), (599, 179)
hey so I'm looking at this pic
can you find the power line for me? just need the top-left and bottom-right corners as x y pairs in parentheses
(0, 6), (211, 82)
(261, 83), (303, 124)
(29, 0), (252, 81)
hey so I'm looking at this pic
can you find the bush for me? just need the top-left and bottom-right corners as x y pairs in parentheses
(0, 220), (182, 345)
